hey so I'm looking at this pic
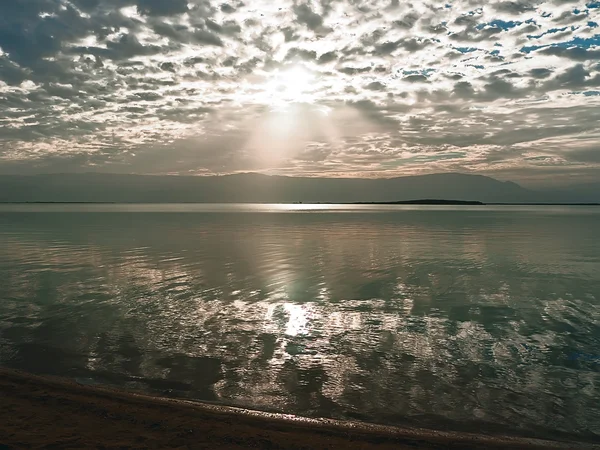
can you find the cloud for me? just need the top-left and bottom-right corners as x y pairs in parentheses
(493, 1), (536, 14)
(317, 51), (337, 64)
(365, 81), (386, 90)
(565, 146), (600, 163)
(537, 46), (600, 61)
(293, 3), (326, 32)
(404, 74), (430, 83)
(0, 0), (599, 186)
(137, 0), (189, 16)
(286, 48), (317, 61)
(393, 12), (420, 29)
(530, 68), (553, 78)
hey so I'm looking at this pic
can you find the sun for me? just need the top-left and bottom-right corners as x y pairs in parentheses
(263, 65), (316, 107)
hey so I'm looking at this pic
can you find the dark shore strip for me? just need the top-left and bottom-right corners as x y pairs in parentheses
(350, 200), (600, 206)
(1, 369), (596, 450)
(1, 201), (598, 205)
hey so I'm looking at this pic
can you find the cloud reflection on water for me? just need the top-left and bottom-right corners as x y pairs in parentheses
(0, 207), (599, 441)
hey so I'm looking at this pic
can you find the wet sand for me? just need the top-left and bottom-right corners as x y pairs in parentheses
(0, 368), (595, 449)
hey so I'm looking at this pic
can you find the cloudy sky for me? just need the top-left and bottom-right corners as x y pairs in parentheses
(0, 0), (599, 186)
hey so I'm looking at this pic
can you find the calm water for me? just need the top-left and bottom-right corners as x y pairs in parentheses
(1, 204), (599, 442)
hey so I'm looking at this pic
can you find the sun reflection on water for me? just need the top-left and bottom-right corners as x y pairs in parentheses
(1, 210), (600, 440)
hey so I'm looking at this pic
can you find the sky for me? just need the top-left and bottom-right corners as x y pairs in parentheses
(0, 0), (599, 187)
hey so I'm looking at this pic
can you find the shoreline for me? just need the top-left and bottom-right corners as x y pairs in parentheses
(1, 368), (596, 449)
(0, 201), (598, 206)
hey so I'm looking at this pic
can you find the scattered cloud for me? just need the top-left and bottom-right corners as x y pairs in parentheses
(0, 0), (599, 186)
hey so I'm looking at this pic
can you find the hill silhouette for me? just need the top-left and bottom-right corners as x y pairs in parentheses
(0, 172), (594, 203)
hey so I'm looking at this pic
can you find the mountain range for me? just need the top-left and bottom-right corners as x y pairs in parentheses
(0, 173), (598, 203)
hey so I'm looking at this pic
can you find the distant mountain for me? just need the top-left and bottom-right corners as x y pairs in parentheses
(539, 182), (600, 204)
(0, 172), (593, 203)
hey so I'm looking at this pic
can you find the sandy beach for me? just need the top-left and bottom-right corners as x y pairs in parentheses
(0, 368), (596, 449)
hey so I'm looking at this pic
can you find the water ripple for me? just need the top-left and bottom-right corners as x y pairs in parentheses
(0, 206), (599, 442)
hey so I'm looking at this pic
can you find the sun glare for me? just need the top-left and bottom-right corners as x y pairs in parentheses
(241, 64), (347, 167)
(263, 66), (316, 107)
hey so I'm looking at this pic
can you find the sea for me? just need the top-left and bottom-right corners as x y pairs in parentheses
(0, 204), (599, 442)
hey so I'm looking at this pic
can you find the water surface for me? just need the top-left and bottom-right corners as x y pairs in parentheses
(0, 204), (599, 442)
